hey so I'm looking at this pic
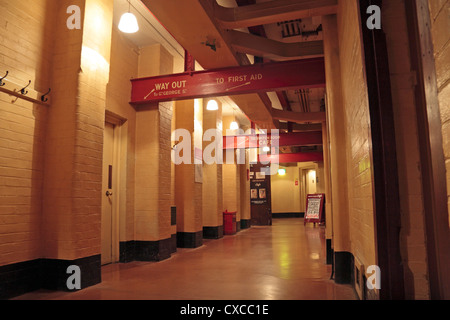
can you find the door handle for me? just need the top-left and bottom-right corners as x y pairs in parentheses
(106, 191), (113, 197)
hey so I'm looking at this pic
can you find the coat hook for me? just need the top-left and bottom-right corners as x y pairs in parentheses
(0, 71), (8, 87)
(41, 88), (51, 102)
(20, 80), (31, 95)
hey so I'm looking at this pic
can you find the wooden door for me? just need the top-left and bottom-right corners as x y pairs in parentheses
(250, 164), (272, 226)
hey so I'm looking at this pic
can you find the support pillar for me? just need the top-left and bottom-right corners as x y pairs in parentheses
(322, 15), (351, 283)
(132, 44), (174, 261)
(202, 99), (224, 239)
(322, 121), (333, 264)
(175, 99), (204, 247)
(222, 116), (242, 232)
(240, 151), (251, 229)
(42, 0), (113, 290)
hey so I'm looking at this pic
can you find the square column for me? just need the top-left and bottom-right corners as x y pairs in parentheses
(202, 99), (224, 239)
(132, 44), (175, 261)
(175, 99), (204, 248)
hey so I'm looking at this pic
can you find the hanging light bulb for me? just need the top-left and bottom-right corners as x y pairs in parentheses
(207, 99), (218, 111)
(119, 0), (139, 34)
(230, 121), (239, 130)
(230, 107), (239, 130)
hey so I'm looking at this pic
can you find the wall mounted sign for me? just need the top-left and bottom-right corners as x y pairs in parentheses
(130, 58), (325, 105)
(250, 180), (268, 205)
(259, 152), (323, 164)
(223, 131), (323, 150)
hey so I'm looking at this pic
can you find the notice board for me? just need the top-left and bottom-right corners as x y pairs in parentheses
(304, 194), (325, 226)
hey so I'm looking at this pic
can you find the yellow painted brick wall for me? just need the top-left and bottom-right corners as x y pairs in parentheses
(222, 163), (240, 215)
(0, 0), (56, 266)
(271, 167), (300, 214)
(72, 0), (113, 259)
(202, 101), (223, 227)
(239, 156), (250, 222)
(135, 107), (161, 240)
(428, 0), (450, 227)
(337, 0), (377, 270)
(175, 99), (203, 233)
(222, 115), (241, 221)
(106, 28), (139, 243)
(135, 44), (174, 241)
(42, 0), (84, 260)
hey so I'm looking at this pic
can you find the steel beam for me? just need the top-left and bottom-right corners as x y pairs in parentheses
(131, 58), (325, 105)
(213, 0), (338, 29)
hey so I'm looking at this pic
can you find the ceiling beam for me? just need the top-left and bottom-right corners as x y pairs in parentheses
(227, 30), (324, 61)
(213, 0), (338, 29)
(259, 151), (323, 163)
(278, 122), (323, 132)
(272, 109), (326, 123)
(141, 0), (277, 128)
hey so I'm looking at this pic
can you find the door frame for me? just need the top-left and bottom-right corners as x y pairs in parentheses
(359, 0), (405, 300)
(250, 163), (272, 226)
(404, 0), (450, 300)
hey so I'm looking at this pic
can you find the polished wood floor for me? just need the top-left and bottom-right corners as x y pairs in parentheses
(14, 218), (356, 300)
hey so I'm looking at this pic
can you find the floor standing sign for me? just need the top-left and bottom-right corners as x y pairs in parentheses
(304, 194), (325, 226)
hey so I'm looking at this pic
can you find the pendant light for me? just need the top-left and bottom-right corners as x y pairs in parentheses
(119, 0), (139, 34)
(207, 99), (219, 111)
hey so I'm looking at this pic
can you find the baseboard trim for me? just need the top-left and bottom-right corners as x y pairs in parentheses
(119, 238), (173, 263)
(203, 226), (224, 239)
(272, 212), (304, 218)
(177, 231), (203, 248)
(0, 254), (101, 300)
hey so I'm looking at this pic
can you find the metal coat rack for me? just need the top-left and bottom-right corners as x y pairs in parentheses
(0, 70), (51, 106)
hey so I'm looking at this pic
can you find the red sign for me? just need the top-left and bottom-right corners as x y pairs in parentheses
(259, 152), (323, 164)
(304, 194), (325, 226)
(223, 131), (322, 149)
(130, 58), (325, 105)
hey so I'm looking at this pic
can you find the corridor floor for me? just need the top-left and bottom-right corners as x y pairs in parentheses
(14, 218), (356, 300)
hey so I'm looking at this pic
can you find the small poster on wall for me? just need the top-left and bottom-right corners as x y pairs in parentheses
(250, 180), (268, 205)
(259, 188), (266, 199)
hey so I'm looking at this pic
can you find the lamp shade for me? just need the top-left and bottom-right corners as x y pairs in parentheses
(230, 121), (239, 130)
(118, 12), (139, 33)
(207, 100), (219, 111)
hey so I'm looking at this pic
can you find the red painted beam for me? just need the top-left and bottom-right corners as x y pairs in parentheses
(223, 131), (322, 149)
(259, 152), (323, 163)
(130, 58), (325, 105)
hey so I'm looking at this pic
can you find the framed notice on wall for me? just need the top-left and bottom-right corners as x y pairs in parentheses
(250, 180), (268, 205)
(304, 194), (325, 226)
